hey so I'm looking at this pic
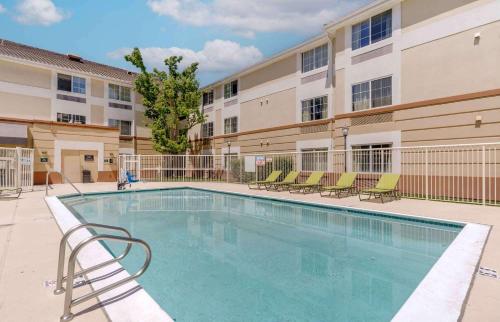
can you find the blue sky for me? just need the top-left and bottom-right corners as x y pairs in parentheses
(0, 0), (370, 85)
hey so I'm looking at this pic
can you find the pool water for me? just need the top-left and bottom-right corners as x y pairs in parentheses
(61, 188), (461, 322)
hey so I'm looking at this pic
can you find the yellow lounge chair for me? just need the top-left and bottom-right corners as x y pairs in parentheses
(320, 172), (358, 198)
(267, 171), (299, 191)
(248, 170), (282, 190)
(359, 173), (401, 203)
(288, 171), (324, 194)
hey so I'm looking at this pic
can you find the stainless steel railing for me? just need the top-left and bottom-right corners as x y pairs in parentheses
(54, 223), (152, 322)
(46, 170), (83, 196)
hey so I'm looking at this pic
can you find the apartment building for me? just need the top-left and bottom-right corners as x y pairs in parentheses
(0, 40), (154, 183)
(191, 0), (500, 166)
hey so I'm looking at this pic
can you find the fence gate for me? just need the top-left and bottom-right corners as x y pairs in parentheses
(0, 147), (34, 192)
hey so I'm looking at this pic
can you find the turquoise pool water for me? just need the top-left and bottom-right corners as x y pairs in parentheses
(61, 188), (462, 322)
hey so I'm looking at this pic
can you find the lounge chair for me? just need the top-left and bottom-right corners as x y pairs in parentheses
(288, 171), (324, 194)
(248, 170), (282, 190)
(117, 170), (139, 190)
(359, 173), (401, 203)
(266, 171), (299, 191)
(0, 187), (22, 199)
(320, 172), (358, 198)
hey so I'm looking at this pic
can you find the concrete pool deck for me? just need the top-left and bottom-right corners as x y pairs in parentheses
(0, 182), (499, 321)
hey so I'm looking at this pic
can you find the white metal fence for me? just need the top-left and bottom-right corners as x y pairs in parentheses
(119, 143), (500, 206)
(0, 147), (34, 192)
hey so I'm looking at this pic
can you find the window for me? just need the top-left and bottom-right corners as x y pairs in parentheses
(57, 113), (86, 124)
(109, 119), (132, 136)
(352, 20), (370, 50)
(201, 122), (214, 138)
(352, 76), (392, 111)
(301, 148), (328, 171)
(57, 74), (86, 94)
(203, 90), (214, 106)
(352, 9), (392, 50)
(224, 117), (238, 134)
(302, 44), (328, 73)
(371, 10), (392, 43)
(109, 84), (131, 102)
(302, 96), (328, 122)
(352, 144), (392, 173)
(224, 80), (238, 99)
(352, 82), (370, 111)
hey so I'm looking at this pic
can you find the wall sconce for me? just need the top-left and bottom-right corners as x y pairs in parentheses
(266, 140), (270, 146)
(266, 99), (269, 105)
(475, 115), (482, 128)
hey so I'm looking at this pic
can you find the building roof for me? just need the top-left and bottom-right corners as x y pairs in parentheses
(0, 39), (136, 83)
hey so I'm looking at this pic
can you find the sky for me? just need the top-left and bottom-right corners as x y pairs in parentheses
(0, 0), (371, 85)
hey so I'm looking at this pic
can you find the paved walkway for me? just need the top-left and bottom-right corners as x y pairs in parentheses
(0, 182), (499, 321)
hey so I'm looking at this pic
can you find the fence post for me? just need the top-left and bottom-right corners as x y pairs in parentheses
(425, 148), (429, 200)
(482, 145), (486, 206)
(137, 155), (142, 180)
(15, 147), (22, 190)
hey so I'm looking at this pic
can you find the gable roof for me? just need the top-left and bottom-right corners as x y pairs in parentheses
(0, 39), (136, 83)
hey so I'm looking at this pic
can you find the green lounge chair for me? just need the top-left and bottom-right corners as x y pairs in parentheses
(320, 172), (358, 198)
(288, 171), (324, 194)
(359, 173), (401, 203)
(248, 170), (282, 190)
(267, 171), (299, 191)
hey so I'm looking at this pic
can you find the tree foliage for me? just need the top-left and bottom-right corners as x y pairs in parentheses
(125, 48), (205, 154)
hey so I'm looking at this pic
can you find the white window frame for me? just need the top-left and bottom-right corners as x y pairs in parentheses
(224, 80), (238, 100)
(224, 116), (238, 134)
(57, 73), (86, 95)
(301, 43), (328, 73)
(201, 122), (214, 138)
(56, 112), (86, 124)
(203, 90), (214, 106)
(109, 119), (132, 136)
(301, 95), (328, 122)
(109, 83), (131, 102)
(352, 143), (393, 173)
(351, 9), (392, 51)
(352, 76), (392, 111)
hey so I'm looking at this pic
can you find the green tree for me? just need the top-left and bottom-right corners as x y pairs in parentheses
(125, 48), (205, 154)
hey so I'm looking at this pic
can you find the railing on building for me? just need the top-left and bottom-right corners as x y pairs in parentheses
(119, 143), (500, 206)
(0, 147), (34, 192)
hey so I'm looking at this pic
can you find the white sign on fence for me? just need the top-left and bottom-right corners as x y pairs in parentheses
(245, 156), (256, 172)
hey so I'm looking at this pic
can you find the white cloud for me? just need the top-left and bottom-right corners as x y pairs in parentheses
(0, 4), (6, 13)
(15, 0), (67, 26)
(108, 39), (263, 75)
(147, 0), (370, 37)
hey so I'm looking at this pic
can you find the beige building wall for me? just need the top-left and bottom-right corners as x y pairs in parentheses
(239, 88), (296, 132)
(91, 79), (105, 98)
(0, 92), (51, 120)
(401, 0), (478, 29)
(240, 55), (296, 91)
(91, 105), (104, 124)
(401, 19), (500, 103)
(0, 59), (51, 89)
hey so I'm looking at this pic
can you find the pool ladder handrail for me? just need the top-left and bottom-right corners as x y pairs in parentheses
(54, 223), (152, 322)
(46, 170), (83, 197)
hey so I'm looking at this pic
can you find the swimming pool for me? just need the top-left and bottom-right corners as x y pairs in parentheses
(56, 187), (468, 322)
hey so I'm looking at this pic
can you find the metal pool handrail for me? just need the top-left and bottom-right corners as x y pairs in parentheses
(55, 223), (152, 322)
(46, 170), (83, 196)
(54, 223), (133, 295)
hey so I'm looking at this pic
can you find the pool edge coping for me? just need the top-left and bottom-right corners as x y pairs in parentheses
(45, 196), (174, 322)
(52, 185), (491, 322)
